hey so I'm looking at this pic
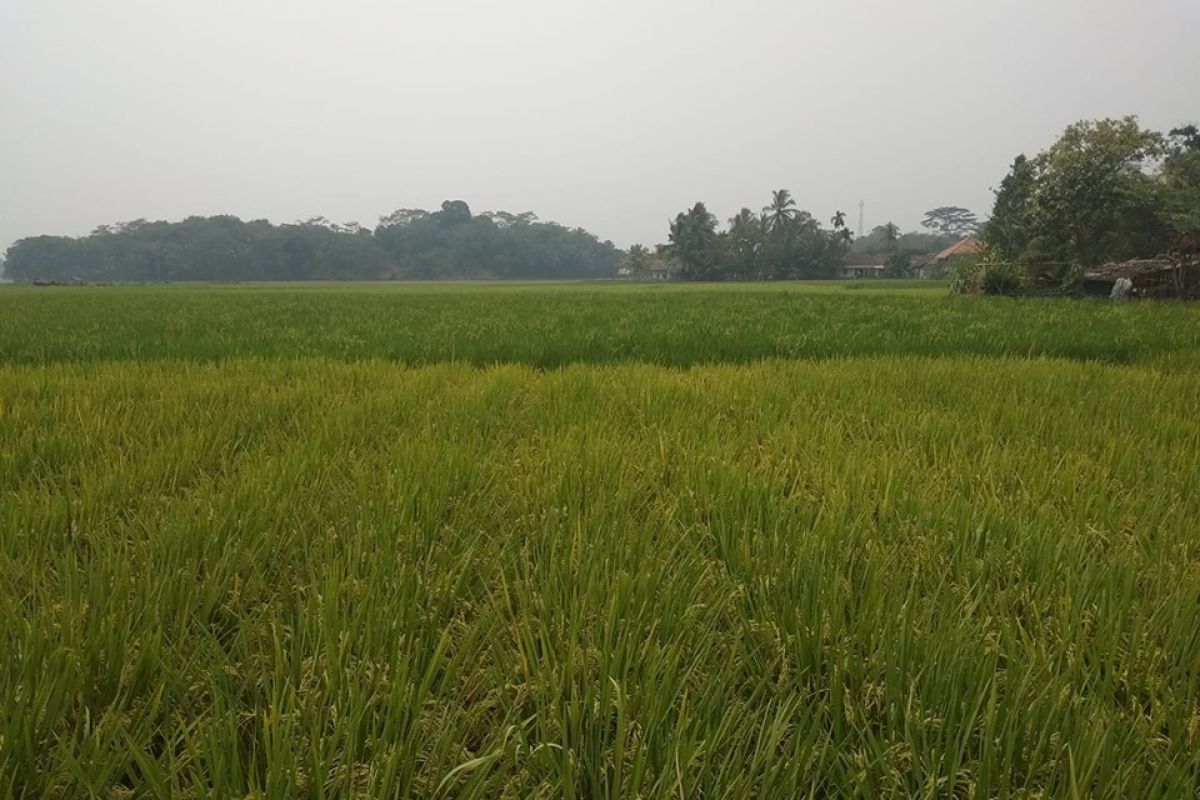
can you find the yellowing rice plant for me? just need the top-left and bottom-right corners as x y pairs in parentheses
(2, 284), (1199, 798)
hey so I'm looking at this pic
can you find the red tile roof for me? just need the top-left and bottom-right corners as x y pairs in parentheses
(933, 237), (984, 261)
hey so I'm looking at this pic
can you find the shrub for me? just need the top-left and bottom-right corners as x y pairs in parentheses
(979, 262), (1023, 295)
(949, 259), (984, 295)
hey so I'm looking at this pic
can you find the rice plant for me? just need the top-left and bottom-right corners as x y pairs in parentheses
(1, 282), (1198, 368)
(1, 284), (1198, 797)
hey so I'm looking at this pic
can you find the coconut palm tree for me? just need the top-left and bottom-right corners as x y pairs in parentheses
(831, 210), (853, 246)
(880, 222), (901, 253)
(668, 202), (719, 279)
(727, 208), (763, 278)
(728, 208), (762, 242)
(620, 244), (654, 278)
(763, 189), (798, 232)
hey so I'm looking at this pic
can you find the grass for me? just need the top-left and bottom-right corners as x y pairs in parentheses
(2, 281), (1199, 367)
(2, 282), (1199, 797)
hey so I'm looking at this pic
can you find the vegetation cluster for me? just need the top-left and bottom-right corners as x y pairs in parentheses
(1, 202), (620, 282)
(975, 119), (1200, 292)
(2, 283), (1200, 797)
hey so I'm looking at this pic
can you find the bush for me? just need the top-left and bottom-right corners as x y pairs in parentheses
(949, 259), (983, 295)
(979, 262), (1023, 295)
(950, 260), (1023, 296)
(1021, 259), (1082, 292)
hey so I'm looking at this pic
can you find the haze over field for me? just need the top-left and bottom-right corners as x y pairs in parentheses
(2, 0), (1198, 252)
(5, 3), (1200, 791)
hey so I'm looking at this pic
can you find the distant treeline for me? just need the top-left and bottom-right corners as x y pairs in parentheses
(640, 191), (856, 281)
(608, 191), (860, 282)
(632, 195), (972, 281)
(1, 201), (620, 282)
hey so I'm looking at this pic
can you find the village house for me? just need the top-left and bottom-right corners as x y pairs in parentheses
(909, 253), (938, 278)
(647, 263), (680, 281)
(916, 236), (984, 279)
(842, 252), (887, 279)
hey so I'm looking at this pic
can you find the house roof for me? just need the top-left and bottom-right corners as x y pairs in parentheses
(933, 237), (984, 261)
(910, 253), (938, 268)
(843, 252), (887, 267)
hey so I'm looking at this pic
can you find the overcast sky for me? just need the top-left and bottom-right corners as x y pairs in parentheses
(2, 0), (1197, 251)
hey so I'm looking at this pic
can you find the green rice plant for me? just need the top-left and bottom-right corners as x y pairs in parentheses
(2, 353), (1199, 798)
(1, 282), (1198, 368)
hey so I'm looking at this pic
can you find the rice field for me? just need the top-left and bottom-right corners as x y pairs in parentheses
(2, 281), (1199, 368)
(2, 283), (1199, 798)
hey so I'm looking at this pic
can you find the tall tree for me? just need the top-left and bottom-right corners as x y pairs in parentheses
(878, 222), (901, 253)
(726, 208), (763, 277)
(1168, 124), (1200, 154)
(1161, 125), (1200, 236)
(983, 155), (1037, 260)
(436, 200), (473, 226)
(1033, 117), (1165, 266)
(831, 210), (853, 246)
(986, 117), (1168, 269)
(619, 244), (655, 278)
(763, 189), (798, 232)
(921, 206), (981, 237)
(761, 190), (802, 278)
(667, 202), (720, 280)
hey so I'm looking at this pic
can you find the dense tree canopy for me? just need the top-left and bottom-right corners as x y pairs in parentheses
(983, 117), (1200, 275)
(655, 191), (852, 280)
(666, 202), (722, 280)
(2, 202), (619, 282)
(851, 227), (957, 258)
(1162, 125), (1200, 236)
(921, 206), (981, 238)
(8, 118), (1196, 287)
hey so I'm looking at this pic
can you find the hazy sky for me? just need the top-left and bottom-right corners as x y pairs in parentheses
(2, 0), (1197, 251)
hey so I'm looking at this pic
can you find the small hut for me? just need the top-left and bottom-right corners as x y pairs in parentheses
(842, 252), (887, 279)
(1081, 257), (1200, 299)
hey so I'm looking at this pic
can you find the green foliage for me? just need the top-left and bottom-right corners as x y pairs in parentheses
(437, 199), (473, 225)
(920, 206), (981, 237)
(2, 282), (1199, 367)
(618, 243), (655, 278)
(877, 222), (901, 250)
(1160, 128), (1200, 235)
(2, 284), (1200, 797)
(666, 202), (721, 280)
(1168, 124), (1200, 154)
(663, 190), (849, 281)
(619, 245), (678, 280)
(947, 258), (980, 295)
(372, 202), (619, 280)
(950, 259), (1031, 297)
(984, 117), (1200, 274)
(852, 228), (955, 257)
(978, 261), (1022, 295)
(884, 249), (911, 278)
(984, 155), (1037, 260)
(2, 204), (620, 282)
(725, 208), (764, 277)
